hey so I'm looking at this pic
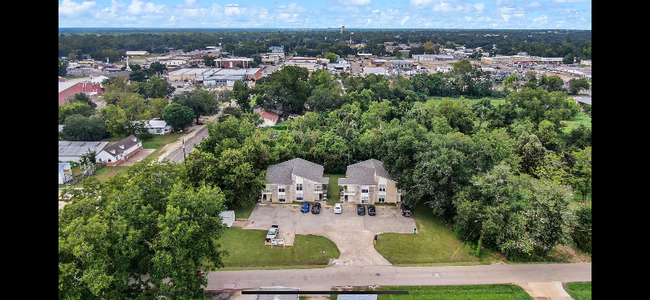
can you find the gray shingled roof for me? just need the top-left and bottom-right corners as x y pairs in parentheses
(266, 158), (329, 185)
(101, 135), (140, 157)
(338, 159), (394, 185)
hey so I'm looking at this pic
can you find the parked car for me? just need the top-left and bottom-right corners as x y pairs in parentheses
(367, 205), (376, 216)
(301, 201), (310, 213)
(357, 204), (365, 216)
(334, 203), (342, 214)
(311, 202), (321, 214)
(401, 203), (412, 217)
(265, 225), (279, 243)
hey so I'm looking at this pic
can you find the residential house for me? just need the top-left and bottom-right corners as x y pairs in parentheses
(338, 159), (402, 204)
(261, 158), (329, 203)
(143, 119), (172, 135)
(258, 110), (279, 127)
(95, 135), (143, 166)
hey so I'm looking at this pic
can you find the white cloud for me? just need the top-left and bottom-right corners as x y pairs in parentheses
(532, 15), (548, 26)
(276, 2), (308, 13)
(59, 0), (97, 16)
(410, 0), (433, 6)
(127, 0), (165, 15)
(340, 0), (371, 5)
(400, 16), (410, 25)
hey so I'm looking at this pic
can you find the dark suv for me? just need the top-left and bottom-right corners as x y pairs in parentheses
(357, 204), (366, 216)
(367, 205), (376, 216)
(401, 203), (412, 217)
(311, 202), (321, 214)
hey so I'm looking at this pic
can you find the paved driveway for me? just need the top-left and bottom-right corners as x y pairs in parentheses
(242, 203), (416, 266)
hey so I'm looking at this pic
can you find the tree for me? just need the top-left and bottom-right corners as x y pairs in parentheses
(435, 98), (476, 135)
(61, 114), (106, 141)
(454, 162), (573, 259)
(568, 78), (590, 95)
(59, 102), (94, 124)
(132, 76), (175, 99)
(163, 102), (195, 131)
(172, 89), (220, 125)
(59, 161), (228, 299)
(67, 92), (97, 109)
(569, 146), (591, 203)
(324, 52), (338, 63)
(232, 80), (251, 112)
(515, 131), (548, 176)
(203, 55), (215, 67)
(59, 59), (68, 77)
(253, 65), (310, 116)
(571, 204), (592, 253)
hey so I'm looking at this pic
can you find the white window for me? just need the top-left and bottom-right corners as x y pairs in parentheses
(278, 185), (285, 193)
(279, 194), (286, 203)
(361, 195), (369, 204)
(296, 192), (303, 201)
(296, 183), (303, 191)
(379, 184), (386, 192)
(378, 194), (386, 203)
(361, 186), (369, 194)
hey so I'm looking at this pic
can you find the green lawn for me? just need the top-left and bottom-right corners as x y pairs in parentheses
(561, 112), (592, 133)
(563, 282), (591, 300)
(218, 228), (340, 270)
(375, 204), (480, 266)
(374, 284), (533, 300)
(324, 174), (346, 205)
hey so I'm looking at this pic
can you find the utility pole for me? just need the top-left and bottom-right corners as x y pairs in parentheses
(182, 138), (186, 160)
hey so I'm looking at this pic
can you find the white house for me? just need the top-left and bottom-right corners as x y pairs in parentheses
(144, 119), (172, 135)
(95, 135), (143, 166)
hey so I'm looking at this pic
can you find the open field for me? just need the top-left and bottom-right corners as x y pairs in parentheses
(374, 204), (481, 266)
(218, 228), (340, 270)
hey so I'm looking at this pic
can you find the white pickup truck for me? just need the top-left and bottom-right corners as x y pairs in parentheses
(265, 225), (279, 243)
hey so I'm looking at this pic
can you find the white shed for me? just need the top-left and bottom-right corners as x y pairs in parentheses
(220, 210), (235, 228)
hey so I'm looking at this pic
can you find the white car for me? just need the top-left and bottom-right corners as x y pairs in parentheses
(334, 203), (342, 214)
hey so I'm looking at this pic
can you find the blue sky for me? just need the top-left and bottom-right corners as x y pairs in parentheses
(59, 0), (591, 29)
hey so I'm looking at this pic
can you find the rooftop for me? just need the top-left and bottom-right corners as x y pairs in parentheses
(267, 158), (329, 185)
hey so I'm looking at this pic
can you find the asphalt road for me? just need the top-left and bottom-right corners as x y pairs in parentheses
(206, 262), (591, 292)
(164, 124), (209, 163)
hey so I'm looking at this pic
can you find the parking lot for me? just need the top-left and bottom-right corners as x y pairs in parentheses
(242, 203), (416, 266)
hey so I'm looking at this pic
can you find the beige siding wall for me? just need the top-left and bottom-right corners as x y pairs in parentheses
(386, 180), (398, 203)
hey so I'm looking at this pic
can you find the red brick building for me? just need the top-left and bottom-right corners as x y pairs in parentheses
(58, 78), (104, 105)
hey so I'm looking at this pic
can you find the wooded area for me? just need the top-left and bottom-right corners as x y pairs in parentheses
(59, 28), (591, 63)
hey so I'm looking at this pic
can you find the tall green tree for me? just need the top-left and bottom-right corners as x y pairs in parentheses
(59, 161), (228, 299)
(454, 162), (573, 259)
(253, 65), (310, 115)
(569, 146), (592, 203)
(172, 88), (220, 125)
(61, 114), (106, 141)
(232, 80), (251, 112)
(162, 102), (195, 131)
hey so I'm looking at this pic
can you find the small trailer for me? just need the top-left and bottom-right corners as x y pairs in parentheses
(219, 210), (235, 228)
